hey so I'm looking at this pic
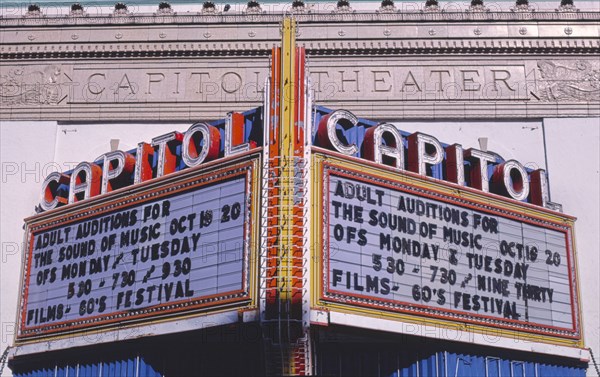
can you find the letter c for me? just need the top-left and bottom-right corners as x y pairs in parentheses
(87, 73), (106, 95)
(316, 109), (359, 155)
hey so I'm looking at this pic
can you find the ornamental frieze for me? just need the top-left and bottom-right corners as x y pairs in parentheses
(0, 63), (270, 107)
(5, 59), (600, 107)
(537, 60), (600, 102)
(0, 65), (66, 106)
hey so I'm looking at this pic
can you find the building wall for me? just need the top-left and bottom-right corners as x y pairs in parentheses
(2, 116), (598, 376)
(1, 4), (599, 376)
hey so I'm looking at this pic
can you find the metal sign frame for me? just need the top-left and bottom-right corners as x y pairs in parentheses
(16, 151), (262, 342)
(311, 150), (583, 347)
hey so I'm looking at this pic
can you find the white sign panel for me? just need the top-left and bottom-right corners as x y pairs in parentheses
(20, 172), (251, 338)
(323, 168), (578, 337)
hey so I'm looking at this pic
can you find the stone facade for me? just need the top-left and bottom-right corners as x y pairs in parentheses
(1, 11), (599, 121)
(1, 8), (600, 376)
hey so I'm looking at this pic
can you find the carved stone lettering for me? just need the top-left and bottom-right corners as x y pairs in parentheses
(71, 66), (269, 104)
(372, 71), (392, 92)
(1, 64), (270, 106)
(339, 70), (361, 93)
(310, 64), (530, 101)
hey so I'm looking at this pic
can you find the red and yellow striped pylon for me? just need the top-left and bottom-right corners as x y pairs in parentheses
(264, 17), (308, 375)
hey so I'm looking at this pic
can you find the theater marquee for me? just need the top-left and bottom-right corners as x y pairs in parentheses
(18, 156), (260, 340)
(312, 152), (581, 343)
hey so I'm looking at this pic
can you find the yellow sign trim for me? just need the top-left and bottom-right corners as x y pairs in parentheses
(311, 151), (583, 348)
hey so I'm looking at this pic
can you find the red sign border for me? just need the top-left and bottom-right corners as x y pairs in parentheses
(17, 155), (259, 340)
(318, 156), (580, 341)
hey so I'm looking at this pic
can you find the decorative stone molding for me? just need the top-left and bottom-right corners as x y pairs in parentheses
(334, 0), (354, 14)
(537, 60), (600, 102)
(112, 3), (130, 17)
(2, 11), (600, 27)
(468, 4), (488, 13)
(0, 65), (64, 106)
(511, 2), (535, 12)
(377, 0), (397, 14)
(557, 3), (579, 12)
(1, 11), (598, 121)
(157, 2), (174, 15)
(68, 4), (86, 18)
(245, 1), (263, 15)
(24, 4), (43, 18)
(1, 37), (598, 62)
(423, 5), (441, 13)
(201, 2), (218, 15)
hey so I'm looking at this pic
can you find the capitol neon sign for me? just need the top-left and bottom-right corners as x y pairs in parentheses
(40, 112), (254, 212)
(39, 109), (559, 212)
(315, 110), (559, 210)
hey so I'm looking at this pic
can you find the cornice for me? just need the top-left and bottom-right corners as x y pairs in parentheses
(1, 11), (598, 121)
(0, 44), (274, 60)
(303, 38), (600, 55)
(2, 102), (598, 122)
(1, 39), (598, 61)
(1, 15), (598, 60)
(1, 11), (600, 28)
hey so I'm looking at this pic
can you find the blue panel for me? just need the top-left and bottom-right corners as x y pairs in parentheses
(128, 358), (136, 376)
(127, 358), (136, 376)
(67, 365), (77, 377)
(80, 363), (92, 377)
(400, 351), (418, 377)
(511, 361), (525, 377)
(446, 353), (460, 377)
(13, 357), (155, 377)
(420, 353), (436, 377)
(117, 360), (131, 376)
(118, 359), (127, 377)
(459, 352), (469, 374)
(472, 355), (487, 377)
(91, 363), (99, 377)
(11, 333), (588, 377)
(500, 359), (510, 377)
(56, 366), (66, 377)
(108, 359), (117, 377)
(486, 357), (501, 377)
(139, 357), (162, 377)
(312, 346), (586, 377)
(525, 361), (537, 377)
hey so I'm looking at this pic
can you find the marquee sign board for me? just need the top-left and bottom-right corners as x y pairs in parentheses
(17, 156), (259, 340)
(313, 152), (581, 343)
